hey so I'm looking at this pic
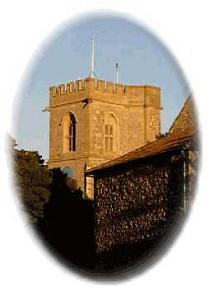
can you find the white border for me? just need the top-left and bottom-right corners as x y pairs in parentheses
(0, 1), (217, 299)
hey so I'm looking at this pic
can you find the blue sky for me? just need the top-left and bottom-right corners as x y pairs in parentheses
(14, 14), (190, 160)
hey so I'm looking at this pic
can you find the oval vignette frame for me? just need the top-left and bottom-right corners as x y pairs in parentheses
(11, 12), (200, 280)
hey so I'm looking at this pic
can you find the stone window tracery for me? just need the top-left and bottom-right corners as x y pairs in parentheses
(104, 113), (118, 153)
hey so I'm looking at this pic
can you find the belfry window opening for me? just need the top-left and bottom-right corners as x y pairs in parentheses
(104, 114), (118, 153)
(63, 113), (76, 153)
(69, 114), (76, 151)
(105, 124), (113, 152)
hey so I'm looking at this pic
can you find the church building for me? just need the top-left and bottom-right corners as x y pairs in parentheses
(47, 38), (162, 197)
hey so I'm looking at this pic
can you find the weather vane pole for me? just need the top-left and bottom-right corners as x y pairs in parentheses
(90, 36), (96, 78)
(115, 60), (119, 83)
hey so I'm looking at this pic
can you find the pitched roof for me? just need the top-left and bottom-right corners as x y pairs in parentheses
(169, 95), (196, 134)
(86, 128), (197, 175)
(86, 95), (198, 175)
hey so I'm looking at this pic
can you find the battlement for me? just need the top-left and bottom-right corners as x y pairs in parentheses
(49, 77), (160, 98)
(50, 78), (125, 97)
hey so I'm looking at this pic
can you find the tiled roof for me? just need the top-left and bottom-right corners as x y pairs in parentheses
(86, 128), (197, 174)
(86, 95), (198, 175)
(169, 95), (196, 134)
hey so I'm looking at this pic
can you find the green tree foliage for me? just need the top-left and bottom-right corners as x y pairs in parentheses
(14, 148), (52, 223)
(9, 136), (80, 224)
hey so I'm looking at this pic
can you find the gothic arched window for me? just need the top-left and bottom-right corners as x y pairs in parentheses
(62, 113), (76, 153)
(104, 114), (118, 153)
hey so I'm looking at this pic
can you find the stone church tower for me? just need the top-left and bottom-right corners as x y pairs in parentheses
(48, 77), (161, 198)
(47, 38), (161, 198)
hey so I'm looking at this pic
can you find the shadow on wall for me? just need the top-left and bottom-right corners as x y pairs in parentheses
(34, 167), (185, 279)
(11, 135), (197, 279)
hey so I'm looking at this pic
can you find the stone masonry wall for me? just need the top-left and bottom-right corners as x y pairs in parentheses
(48, 98), (90, 190)
(94, 150), (184, 253)
(48, 78), (161, 197)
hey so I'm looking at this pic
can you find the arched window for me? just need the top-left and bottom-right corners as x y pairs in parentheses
(104, 114), (118, 153)
(62, 113), (76, 153)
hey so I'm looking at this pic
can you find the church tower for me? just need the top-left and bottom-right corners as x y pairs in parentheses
(47, 39), (162, 198)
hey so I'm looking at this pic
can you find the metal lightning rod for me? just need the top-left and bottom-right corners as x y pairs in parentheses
(90, 36), (96, 78)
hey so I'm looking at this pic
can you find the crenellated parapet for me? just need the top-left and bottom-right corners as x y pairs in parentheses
(50, 80), (85, 97)
(50, 78), (128, 97)
(49, 77), (161, 110)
